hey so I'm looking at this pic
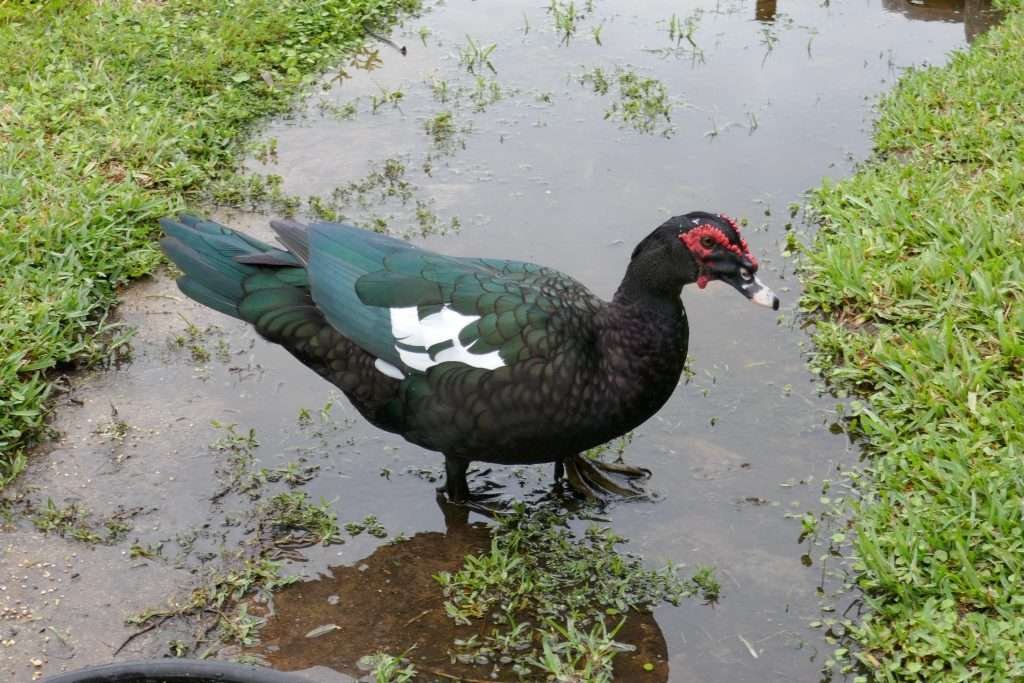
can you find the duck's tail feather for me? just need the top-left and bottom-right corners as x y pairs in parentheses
(159, 214), (304, 320)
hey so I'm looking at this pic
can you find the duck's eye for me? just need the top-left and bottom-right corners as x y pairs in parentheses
(699, 236), (715, 249)
(739, 267), (753, 282)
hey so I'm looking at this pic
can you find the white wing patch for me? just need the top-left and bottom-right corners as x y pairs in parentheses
(382, 305), (506, 374)
(373, 358), (406, 380)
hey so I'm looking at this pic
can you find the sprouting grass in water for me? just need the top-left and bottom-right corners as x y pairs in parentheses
(344, 513), (388, 538)
(429, 76), (451, 103)
(423, 111), (473, 161)
(549, 0), (580, 44)
(359, 650), (418, 682)
(319, 98), (360, 120)
(32, 499), (122, 544)
(580, 67), (673, 136)
(468, 76), (503, 112)
(0, 0), (421, 488)
(434, 503), (714, 678)
(531, 618), (630, 683)
(425, 111), (457, 147)
(581, 66), (611, 95)
(459, 35), (497, 75)
(128, 558), (297, 650)
(262, 491), (343, 547)
(612, 71), (672, 135)
(800, 4), (1024, 679)
(369, 86), (405, 113)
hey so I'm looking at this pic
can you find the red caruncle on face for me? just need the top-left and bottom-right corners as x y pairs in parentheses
(678, 215), (758, 289)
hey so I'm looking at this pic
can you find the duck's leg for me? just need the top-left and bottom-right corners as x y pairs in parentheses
(561, 453), (651, 501)
(437, 457), (506, 512)
(439, 457), (471, 503)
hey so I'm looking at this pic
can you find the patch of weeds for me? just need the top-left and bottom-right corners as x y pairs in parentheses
(33, 499), (99, 542)
(333, 158), (413, 208)
(210, 421), (258, 453)
(434, 503), (710, 678)
(220, 604), (266, 646)
(0, 499), (16, 528)
(666, 10), (701, 49)
(460, 35), (497, 75)
(467, 76), (503, 112)
(95, 403), (130, 442)
(370, 86), (405, 114)
(345, 514), (388, 538)
(531, 618), (629, 683)
(32, 499), (134, 544)
(248, 138), (279, 165)
(170, 316), (226, 364)
(104, 516), (133, 543)
(319, 98), (360, 120)
(581, 67), (611, 96)
(548, 0), (595, 45)
(129, 558), (297, 647)
(358, 650), (418, 682)
(611, 69), (673, 136)
(130, 542), (164, 560)
(261, 491), (343, 548)
(688, 566), (720, 603)
(644, 9), (704, 62)
(301, 158), (460, 238)
(424, 111), (458, 148)
(258, 462), (318, 486)
(210, 172), (303, 216)
(429, 77), (451, 103)
(209, 421), (261, 497)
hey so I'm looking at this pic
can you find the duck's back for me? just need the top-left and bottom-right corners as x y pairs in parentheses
(160, 216), (689, 464)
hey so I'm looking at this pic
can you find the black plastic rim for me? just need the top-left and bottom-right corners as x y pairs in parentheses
(41, 659), (316, 683)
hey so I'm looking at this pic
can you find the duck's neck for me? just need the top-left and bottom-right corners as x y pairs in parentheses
(611, 243), (691, 315)
(600, 252), (692, 378)
(591, 287), (689, 438)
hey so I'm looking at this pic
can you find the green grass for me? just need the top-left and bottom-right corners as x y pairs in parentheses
(0, 0), (418, 486)
(435, 503), (714, 679)
(801, 2), (1024, 679)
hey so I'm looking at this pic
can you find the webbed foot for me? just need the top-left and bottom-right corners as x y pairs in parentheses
(436, 458), (508, 515)
(557, 453), (652, 501)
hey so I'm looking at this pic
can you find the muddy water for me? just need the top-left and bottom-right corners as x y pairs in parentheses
(2, 0), (998, 681)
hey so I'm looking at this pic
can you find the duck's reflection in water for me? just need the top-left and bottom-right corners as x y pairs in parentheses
(254, 499), (669, 682)
(881, 0), (1002, 43)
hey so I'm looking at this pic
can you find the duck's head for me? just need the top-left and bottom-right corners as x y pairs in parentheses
(674, 211), (778, 309)
(630, 211), (777, 310)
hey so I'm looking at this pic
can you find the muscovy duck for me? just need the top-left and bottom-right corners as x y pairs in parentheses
(159, 213), (778, 502)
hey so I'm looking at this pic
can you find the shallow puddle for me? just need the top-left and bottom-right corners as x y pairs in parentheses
(3, 0), (1000, 681)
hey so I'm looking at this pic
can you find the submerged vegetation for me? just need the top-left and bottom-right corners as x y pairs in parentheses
(0, 0), (419, 487)
(802, 1), (1024, 678)
(435, 504), (715, 679)
(580, 67), (673, 136)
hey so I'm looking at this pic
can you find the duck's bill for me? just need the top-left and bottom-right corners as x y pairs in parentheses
(730, 275), (780, 310)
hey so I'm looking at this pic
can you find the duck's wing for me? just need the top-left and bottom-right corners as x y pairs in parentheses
(306, 222), (600, 377)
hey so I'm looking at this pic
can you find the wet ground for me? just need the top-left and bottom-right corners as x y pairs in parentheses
(0, 0), (1001, 681)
